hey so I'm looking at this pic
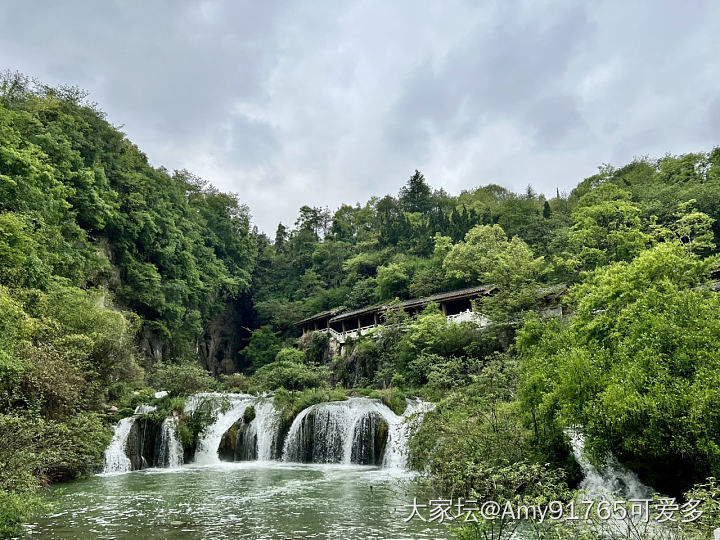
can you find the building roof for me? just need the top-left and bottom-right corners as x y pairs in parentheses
(295, 284), (498, 326)
(294, 306), (347, 326)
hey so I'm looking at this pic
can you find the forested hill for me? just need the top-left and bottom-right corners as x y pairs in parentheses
(248, 150), (720, 346)
(3, 73), (720, 534)
(0, 73), (257, 368)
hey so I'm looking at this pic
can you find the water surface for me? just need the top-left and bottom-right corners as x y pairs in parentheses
(24, 462), (449, 539)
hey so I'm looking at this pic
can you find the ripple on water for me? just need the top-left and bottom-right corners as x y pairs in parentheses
(25, 462), (449, 539)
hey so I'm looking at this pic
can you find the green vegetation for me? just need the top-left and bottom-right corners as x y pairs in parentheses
(0, 72), (255, 536)
(3, 71), (720, 537)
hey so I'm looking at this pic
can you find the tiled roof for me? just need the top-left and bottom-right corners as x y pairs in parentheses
(295, 306), (347, 326)
(296, 284), (498, 326)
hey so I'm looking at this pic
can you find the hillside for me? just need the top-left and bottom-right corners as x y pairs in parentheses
(2, 73), (720, 536)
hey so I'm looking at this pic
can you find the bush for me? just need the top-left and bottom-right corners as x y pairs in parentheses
(251, 348), (329, 392)
(369, 387), (407, 415)
(0, 490), (45, 538)
(220, 372), (250, 393)
(177, 395), (221, 458)
(274, 347), (306, 364)
(252, 360), (329, 392)
(242, 326), (281, 372)
(150, 363), (217, 396)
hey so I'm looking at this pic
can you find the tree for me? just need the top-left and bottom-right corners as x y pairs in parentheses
(399, 170), (433, 214)
(565, 183), (649, 271)
(242, 326), (282, 372)
(667, 199), (715, 256)
(517, 242), (720, 494)
(376, 262), (411, 300)
(443, 224), (545, 290)
(251, 347), (329, 391)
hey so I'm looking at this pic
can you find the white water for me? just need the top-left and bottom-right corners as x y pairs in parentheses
(281, 397), (434, 467)
(193, 394), (254, 465)
(157, 417), (184, 468)
(567, 428), (652, 500)
(244, 398), (281, 460)
(135, 404), (157, 415)
(383, 399), (435, 469)
(102, 405), (157, 474)
(103, 395), (432, 474)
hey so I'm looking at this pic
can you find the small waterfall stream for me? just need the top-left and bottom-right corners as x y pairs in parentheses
(244, 398), (282, 461)
(102, 405), (157, 474)
(383, 399), (434, 469)
(157, 417), (183, 468)
(193, 394), (254, 465)
(567, 428), (652, 500)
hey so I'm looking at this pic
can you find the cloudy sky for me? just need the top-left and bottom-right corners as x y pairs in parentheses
(2, 1), (719, 233)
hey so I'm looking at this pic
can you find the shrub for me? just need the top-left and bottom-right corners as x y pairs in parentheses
(150, 363), (217, 396)
(221, 372), (250, 393)
(252, 360), (329, 392)
(0, 490), (45, 538)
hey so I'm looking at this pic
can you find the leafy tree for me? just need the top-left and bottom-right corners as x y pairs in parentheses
(242, 326), (282, 372)
(564, 183), (649, 272)
(150, 363), (217, 397)
(517, 242), (720, 494)
(251, 347), (329, 391)
(376, 262), (411, 300)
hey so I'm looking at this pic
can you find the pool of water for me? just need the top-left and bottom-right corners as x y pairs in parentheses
(23, 462), (450, 539)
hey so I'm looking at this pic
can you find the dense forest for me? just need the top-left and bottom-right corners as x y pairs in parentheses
(2, 73), (720, 537)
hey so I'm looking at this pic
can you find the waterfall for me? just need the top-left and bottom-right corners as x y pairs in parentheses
(101, 395), (432, 473)
(102, 404), (157, 474)
(243, 398), (281, 461)
(282, 397), (433, 467)
(567, 428), (652, 500)
(135, 404), (157, 415)
(383, 399), (434, 469)
(157, 417), (183, 468)
(193, 394), (254, 465)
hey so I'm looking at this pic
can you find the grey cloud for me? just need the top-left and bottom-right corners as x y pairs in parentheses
(1, 0), (719, 232)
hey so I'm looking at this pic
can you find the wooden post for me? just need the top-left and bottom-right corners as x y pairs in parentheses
(358, 318), (362, 330)
(374, 313), (379, 325)
(440, 302), (447, 316)
(342, 320), (347, 333)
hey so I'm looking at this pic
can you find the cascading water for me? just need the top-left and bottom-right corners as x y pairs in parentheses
(282, 397), (434, 467)
(157, 417), (183, 468)
(383, 399), (435, 469)
(567, 428), (652, 500)
(243, 398), (281, 461)
(193, 394), (254, 465)
(102, 404), (157, 474)
(101, 394), (432, 474)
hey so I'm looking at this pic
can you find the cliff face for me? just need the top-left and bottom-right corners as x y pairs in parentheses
(125, 417), (162, 470)
(197, 297), (254, 375)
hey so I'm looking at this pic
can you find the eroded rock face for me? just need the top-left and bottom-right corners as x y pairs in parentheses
(197, 299), (253, 375)
(217, 418), (254, 462)
(218, 420), (242, 461)
(125, 417), (162, 470)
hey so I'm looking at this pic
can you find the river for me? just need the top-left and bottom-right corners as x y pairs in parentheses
(23, 462), (449, 539)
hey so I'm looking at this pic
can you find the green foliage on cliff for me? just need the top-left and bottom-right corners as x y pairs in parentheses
(0, 72), (257, 535)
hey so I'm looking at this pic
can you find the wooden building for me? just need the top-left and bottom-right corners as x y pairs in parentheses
(295, 284), (497, 337)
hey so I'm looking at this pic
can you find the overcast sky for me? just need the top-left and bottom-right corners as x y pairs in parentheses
(2, 1), (719, 233)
